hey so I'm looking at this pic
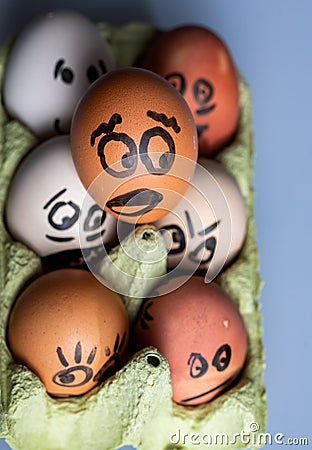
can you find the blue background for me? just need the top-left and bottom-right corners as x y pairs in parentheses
(0, 1), (311, 449)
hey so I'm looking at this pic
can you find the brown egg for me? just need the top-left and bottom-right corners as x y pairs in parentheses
(7, 269), (129, 397)
(141, 25), (239, 156)
(71, 67), (198, 224)
(134, 277), (247, 405)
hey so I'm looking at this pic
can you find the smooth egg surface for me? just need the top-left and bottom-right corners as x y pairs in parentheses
(3, 9), (115, 138)
(142, 25), (239, 156)
(7, 269), (129, 396)
(153, 158), (247, 279)
(71, 67), (198, 224)
(5, 136), (117, 260)
(134, 277), (247, 405)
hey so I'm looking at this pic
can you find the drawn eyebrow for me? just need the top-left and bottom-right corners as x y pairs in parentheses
(54, 59), (65, 78)
(75, 341), (82, 364)
(57, 346), (69, 367)
(185, 210), (195, 238)
(56, 343), (97, 367)
(90, 113), (122, 146)
(198, 220), (220, 236)
(147, 110), (181, 133)
(43, 188), (67, 209)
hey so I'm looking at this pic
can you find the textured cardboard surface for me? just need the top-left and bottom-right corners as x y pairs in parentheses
(0, 22), (265, 450)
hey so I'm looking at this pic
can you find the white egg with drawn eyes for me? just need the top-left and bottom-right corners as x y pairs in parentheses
(5, 136), (117, 262)
(3, 9), (115, 138)
(153, 158), (247, 280)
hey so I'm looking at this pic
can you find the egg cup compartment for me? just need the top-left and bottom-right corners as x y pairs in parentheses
(0, 22), (265, 450)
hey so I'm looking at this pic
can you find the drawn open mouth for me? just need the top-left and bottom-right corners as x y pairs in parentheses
(196, 124), (208, 137)
(106, 188), (163, 217)
(54, 118), (70, 135)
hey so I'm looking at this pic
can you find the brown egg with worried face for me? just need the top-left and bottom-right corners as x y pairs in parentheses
(134, 277), (247, 405)
(7, 269), (129, 397)
(71, 67), (198, 224)
(142, 25), (239, 156)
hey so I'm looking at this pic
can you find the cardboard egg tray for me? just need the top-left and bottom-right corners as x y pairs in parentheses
(0, 22), (266, 450)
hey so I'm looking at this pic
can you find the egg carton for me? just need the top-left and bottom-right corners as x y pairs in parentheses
(0, 22), (266, 450)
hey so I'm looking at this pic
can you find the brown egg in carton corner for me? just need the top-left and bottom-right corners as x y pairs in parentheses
(0, 20), (265, 450)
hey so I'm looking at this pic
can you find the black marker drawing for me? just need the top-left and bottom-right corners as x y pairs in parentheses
(83, 205), (106, 242)
(90, 109), (178, 180)
(182, 343), (233, 403)
(188, 352), (209, 378)
(52, 341), (97, 388)
(90, 113), (138, 179)
(93, 332), (127, 383)
(140, 301), (154, 330)
(146, 110), (181, 133)
(54, 59), (74, 84)
(43, 188), (106, 243)
(164, 72), (216, 138)
(193, 78), (216, 115)
(53, 58), (107, 135)
(164, 211), (219, 265)
(106, 188), (163, 217)
(139, 127), (175, 175)
(86, 59), (107, 83)
(160, 224), (186, 254)
(181, 375), (235, 403)
(47, 201), (80, 230)
(165, 73), (186, 96)
(212, 344), (231, 372)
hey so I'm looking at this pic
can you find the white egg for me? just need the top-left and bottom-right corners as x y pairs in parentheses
(153, 158), (247, 280)
(3, 9), (115, 138)
(5, 136), (117, 259)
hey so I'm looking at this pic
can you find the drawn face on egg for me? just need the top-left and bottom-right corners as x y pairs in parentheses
(52, 331), (127, 391)
(71, 67), (198, 224)
(141, 25), (239, 156)
(159, 211), (220, 270)
(3, 10), (115, 138)
(165, 72), (216, 140)
(154, 158), (247, 280)
(135, 278), (247, 405)
(5, 136), (117, 259)
(43, 187), (105, 244)
(7, 269), (129, 396)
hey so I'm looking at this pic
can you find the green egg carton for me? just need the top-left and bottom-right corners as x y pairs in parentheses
(0, 22), (266, 450)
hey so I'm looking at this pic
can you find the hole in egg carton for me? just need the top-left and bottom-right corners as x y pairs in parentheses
(0, 20), (264, 450)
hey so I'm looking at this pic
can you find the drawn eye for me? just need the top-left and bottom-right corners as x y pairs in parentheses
(52, 342), (97, 388)
(188, 352), (208, 378)
(90, 114), (138, 179)
(160, 224), (186, 255)
(53, 365), (93, 387)
(139, 301), (154, 330)
(194, 78), (214, 105)
(47, 201), (80, 230)
(86, 59), (107, 83)
(189, 236), (217, 265)
(98, 133), (138, 178)
(84, 205), (106, 232)
(54, 59), (74, 84)
(212, 344), (231, 372)
(139, 126), (175, 175)
(165, 72), (186, 95)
